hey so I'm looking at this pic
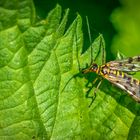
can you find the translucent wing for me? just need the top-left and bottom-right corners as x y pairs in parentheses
(104, 70), (140, 102)
(107, 56), (140, 72)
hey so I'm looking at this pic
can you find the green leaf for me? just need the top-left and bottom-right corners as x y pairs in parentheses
(1, 1), (140, 140)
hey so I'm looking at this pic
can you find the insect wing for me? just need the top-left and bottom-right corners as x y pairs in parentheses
(104, 71), (140, 102)
(107, 56), (140, 72)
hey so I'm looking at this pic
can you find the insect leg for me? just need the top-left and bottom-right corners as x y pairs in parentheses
(88, 79), (103, 107)
(94, 79), (102, 96)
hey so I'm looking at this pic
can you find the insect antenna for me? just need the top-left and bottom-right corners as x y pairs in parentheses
(85, 16), (99, 107)
(100, 34), (106, 65)
(86, 16), (93, 65)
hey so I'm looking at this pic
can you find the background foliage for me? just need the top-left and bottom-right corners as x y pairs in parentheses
(34, 0), (120, 61)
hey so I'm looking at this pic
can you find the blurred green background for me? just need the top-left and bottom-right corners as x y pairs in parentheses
(34, 0), (140, 62)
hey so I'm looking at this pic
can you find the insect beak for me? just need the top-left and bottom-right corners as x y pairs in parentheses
(82, 68), (90, 74)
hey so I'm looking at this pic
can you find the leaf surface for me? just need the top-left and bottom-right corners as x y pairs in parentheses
(0, 1), (140, 140)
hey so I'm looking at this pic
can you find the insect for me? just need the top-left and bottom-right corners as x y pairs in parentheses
(83, 55), (140, 103)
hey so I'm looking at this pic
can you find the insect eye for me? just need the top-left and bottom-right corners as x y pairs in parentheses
(91, 63), (98, 70)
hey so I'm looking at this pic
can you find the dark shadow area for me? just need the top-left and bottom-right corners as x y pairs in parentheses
(65, 67), (140, 115)
(100, 81), (140, 116)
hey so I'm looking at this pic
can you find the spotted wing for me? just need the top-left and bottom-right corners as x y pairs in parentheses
(104, 71), (140, 102)
(107, 56), (140, 72)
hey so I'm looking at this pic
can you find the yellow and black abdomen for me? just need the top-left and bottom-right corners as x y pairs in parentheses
(99, 64), (140, 102)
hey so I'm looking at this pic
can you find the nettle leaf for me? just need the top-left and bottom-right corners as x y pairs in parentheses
(0, 0), (140, 140)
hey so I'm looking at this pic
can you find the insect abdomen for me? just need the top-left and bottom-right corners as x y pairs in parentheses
(100, 66), (140, 102)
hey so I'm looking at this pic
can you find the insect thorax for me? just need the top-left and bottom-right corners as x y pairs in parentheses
(99, 65), (110, 76)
